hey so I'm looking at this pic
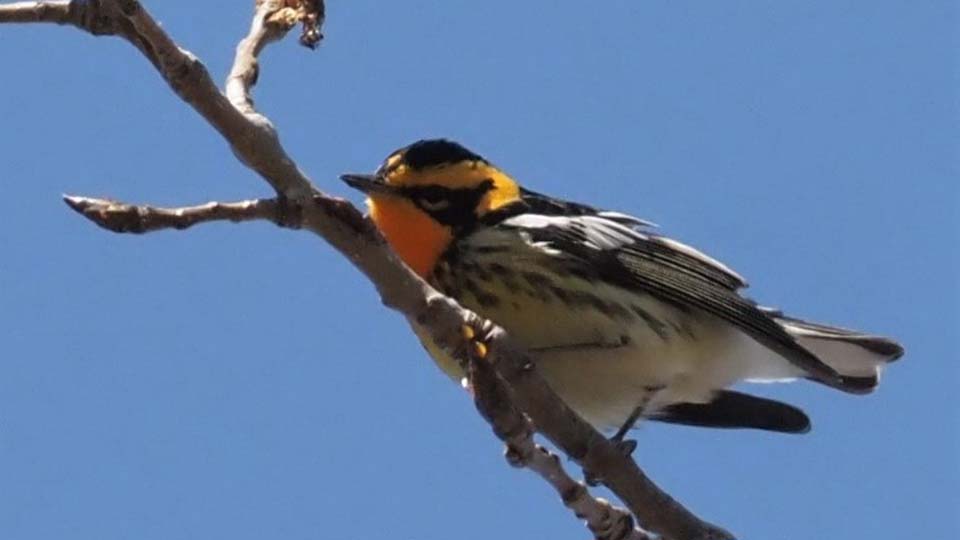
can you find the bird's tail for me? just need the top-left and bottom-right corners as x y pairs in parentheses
(772, 313), (904, 393)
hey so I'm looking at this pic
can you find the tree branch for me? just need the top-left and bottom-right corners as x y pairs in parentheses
(0, 0), (68, 23)
(62, 195), (281, 233)
(0, 0), (110, 34)
(4, 2), (734, 539)
(467, 342), (653, 540)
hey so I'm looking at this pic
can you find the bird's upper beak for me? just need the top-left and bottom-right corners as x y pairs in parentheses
(340, 173), (400, 197)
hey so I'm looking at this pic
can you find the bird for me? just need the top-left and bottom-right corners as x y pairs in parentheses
(342, 138), (904, 437)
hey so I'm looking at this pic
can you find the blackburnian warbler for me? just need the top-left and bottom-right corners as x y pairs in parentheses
(343, 139), (903, 435)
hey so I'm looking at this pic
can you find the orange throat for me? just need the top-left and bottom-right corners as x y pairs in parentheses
(367, 196), (454, 278)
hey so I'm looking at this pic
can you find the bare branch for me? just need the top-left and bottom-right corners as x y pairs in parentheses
(3, 2), (735, 539)
(0, 1), (68, 23)
(227, 1), (326, 116)
(4, 0), (316, 198)
(62, 195), (280, 234)
(467, 345), (653, 540)
(0, 0), (110, 33)
(228, 2), (286, 117)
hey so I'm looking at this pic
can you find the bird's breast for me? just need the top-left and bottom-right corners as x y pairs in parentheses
(418, 236), (736, 429)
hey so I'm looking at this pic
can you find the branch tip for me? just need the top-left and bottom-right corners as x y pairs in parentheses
(257, 0), (325, 48)
(62, 193), (82, 211)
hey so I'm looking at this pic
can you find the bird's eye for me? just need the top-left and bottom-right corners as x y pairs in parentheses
(418, 196), (450, 211)
(416, 187), (450, 211)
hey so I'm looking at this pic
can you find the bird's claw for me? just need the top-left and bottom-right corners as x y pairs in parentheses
(584, 437), (637, 487)
(613, 438), (638, 456)
(459, 319), (493, 361)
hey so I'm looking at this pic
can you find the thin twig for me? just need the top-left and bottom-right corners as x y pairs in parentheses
(62, 195), (280, 233)
(0, 0), (113, 34)
(227, 1), (285, 117)
(0, 0), (69, 23)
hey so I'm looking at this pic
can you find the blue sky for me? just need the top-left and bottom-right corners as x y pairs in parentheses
(1, 1), (957, 539)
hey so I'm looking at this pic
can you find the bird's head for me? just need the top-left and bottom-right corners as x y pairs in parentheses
(342, 139), (522, 277)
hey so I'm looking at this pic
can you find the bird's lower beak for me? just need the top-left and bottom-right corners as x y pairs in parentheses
(340, 173), (398, 196)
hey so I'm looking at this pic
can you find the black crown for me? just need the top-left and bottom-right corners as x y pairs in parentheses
(401, 139), (485, 170)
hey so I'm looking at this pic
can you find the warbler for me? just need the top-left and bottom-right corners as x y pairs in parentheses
(342, 139), (903, 436)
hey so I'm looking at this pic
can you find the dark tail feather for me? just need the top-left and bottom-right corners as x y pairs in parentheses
(651, 390), (811, 434)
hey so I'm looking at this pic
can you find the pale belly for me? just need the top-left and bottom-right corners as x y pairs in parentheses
(416, 270), (770, 431)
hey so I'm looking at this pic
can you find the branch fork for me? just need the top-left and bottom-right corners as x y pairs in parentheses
(1, 2), (733, 539)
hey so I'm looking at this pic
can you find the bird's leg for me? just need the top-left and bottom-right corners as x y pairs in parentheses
(611, 384), (665, 447)
(610, 408), (644, 449)
(585, 384), (664, 487)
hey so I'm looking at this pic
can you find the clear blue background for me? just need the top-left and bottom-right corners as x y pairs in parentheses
(1, 1), (956, 539)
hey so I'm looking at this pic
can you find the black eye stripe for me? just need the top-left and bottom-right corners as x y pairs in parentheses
(404, 181), (493, 203)
(403, 181), (496, 230)
(413, 185), (449, 203)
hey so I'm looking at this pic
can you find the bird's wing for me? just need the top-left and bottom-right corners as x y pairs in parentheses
(500, 212), (860, 391)
(517, 188), (743, 288)
(519, 187), (660, 230)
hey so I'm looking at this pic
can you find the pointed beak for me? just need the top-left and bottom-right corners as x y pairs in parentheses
(340, 173), (399, 196)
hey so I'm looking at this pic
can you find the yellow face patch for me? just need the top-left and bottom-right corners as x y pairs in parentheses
(383, 160), (521, 217)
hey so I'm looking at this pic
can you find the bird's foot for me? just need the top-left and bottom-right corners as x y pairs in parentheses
(584, 437), (639, 487)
